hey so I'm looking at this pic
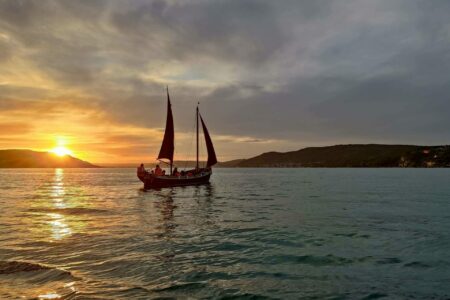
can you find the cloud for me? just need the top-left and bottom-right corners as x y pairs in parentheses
(1, 0), (450, 162)
(0, 122), (34, 136)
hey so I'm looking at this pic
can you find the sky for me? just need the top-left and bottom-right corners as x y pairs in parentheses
(0, 0), (449, 163)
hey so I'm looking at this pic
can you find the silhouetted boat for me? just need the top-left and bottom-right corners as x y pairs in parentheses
(138, 88), (217, 189)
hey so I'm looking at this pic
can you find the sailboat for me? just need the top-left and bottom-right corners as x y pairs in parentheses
(137, 87), (217, 189)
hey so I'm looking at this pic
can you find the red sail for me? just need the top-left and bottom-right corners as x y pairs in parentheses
(157, 89), (174, 162)
(200, 114), (217, 167)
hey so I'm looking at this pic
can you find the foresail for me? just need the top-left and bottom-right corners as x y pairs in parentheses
(200, 114), (217, 167)
(157, 89), (174, 162)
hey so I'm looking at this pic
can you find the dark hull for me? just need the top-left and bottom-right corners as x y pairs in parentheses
(138, 171), (211, 189)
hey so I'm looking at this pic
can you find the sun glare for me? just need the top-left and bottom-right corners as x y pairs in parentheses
(51, 146), (73, 157)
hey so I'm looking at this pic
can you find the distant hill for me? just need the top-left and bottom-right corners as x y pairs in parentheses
(216, 159), (246, 168)
(99, 160), (246, 168)
(233, 144), (450, 168)
(0, 150), (99, 168)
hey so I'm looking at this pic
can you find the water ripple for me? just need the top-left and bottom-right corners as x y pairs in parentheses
(1, 168), (450, 299)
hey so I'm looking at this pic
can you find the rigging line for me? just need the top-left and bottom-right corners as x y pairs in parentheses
(183, 111), (196, 171)
(158, 159), (171, 168)
(199, 127), (207, 168)
(198, 101), (206, 168)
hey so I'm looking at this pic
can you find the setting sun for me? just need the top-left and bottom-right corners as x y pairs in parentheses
(51, 146), (73, 157)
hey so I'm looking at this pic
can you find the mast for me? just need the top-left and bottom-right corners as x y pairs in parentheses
(196, 103), (199, 169)
(169, 87), (173, 175)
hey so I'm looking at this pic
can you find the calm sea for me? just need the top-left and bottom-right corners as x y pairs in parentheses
(0, 168), (449, 299)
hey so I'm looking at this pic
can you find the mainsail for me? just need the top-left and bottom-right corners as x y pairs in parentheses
(157, 88), (174, 162)
(200, 114), (217, 167)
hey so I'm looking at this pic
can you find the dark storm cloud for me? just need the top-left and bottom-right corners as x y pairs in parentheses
(110, 0), (288, 65)
(1, 0), (449, 152)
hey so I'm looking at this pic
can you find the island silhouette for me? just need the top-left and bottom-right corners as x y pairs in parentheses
(1, 145), (450, 168)
(229, 144), (450, 168)
(0, 150), (98, 168)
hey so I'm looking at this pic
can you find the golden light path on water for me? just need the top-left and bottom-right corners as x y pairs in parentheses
(37, 169), (77, 299)
(48, 169), (72, 240)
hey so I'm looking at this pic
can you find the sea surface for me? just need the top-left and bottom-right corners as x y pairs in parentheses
(0, 168), (449, 299)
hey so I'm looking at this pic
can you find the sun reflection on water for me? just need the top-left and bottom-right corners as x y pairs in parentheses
(51, 168), (66, 209)
(48, 212), (72, 240)
(46, 169), (71, 240)
(38, 292), (61, 299)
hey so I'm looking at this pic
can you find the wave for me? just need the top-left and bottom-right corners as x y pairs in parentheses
(210, 241), (254, 251)
(403, 261), (431, 268)
(27, 207), (109, 215)
(217, 292), (276, 300)
(0, 260), (53, 274)
(0, 260), (78, 299)
(361, 292), (388, 299)
(153, 281), (207, 292)
(265, 254), (371, 266)
(376, 257), (402, 265)
(0, 260), (75, 279)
